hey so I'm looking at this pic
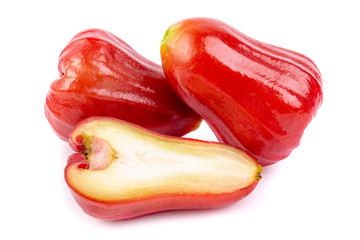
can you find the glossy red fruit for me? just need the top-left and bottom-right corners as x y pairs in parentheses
(160, 18), (323, 166)
(65, 117), (262, 220)
(45, 29), (201, 141)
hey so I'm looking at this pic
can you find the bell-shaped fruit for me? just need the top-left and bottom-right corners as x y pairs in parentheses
(160, 18), (323, 166)
(45, 29), (201, 141)
(65, 117), (262, 220)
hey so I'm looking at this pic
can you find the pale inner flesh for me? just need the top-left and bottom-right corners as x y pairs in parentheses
(67, 119), (261, 201)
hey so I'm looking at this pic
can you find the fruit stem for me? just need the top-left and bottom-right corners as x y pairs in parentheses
(256, 166), (263, 180)
(161, 25), (173, 45)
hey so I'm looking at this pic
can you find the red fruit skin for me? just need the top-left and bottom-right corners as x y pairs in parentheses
(45, 29), (201, 141)
(65, 153), (259, 221)
(160, 18), (323, 166)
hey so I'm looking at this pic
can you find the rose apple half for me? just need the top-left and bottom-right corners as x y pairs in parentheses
(65, 117), (262, 220)
(45, 28), (201, 141)
(160, 18), (323, 166)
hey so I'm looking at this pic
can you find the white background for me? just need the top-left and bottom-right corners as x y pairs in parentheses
(1, 0), (359, 239)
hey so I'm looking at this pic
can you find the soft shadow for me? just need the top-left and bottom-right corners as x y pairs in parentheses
(95, 207), (233, 228)
(260, 161), (286, 178)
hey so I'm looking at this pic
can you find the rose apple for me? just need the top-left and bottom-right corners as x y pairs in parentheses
(45, 29), (201, 141)
(65, 117), (262, 220)
(160, 18), (323, 166)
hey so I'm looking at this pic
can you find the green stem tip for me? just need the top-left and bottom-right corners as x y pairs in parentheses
(161, 25), (173, 45)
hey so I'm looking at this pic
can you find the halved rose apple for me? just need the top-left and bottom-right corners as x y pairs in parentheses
(65, 117), (262, 220)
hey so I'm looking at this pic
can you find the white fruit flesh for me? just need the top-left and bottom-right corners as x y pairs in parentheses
(66, 118), (261, 201)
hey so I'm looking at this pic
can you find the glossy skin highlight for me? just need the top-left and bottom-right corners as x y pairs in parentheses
(45, 29), (201, 141)
(161, 18), (323, 166)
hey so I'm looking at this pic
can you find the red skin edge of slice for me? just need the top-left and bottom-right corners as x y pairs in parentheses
(65, 160), (259, 221)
